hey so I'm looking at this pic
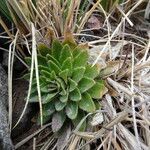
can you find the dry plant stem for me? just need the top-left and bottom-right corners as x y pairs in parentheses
(123, 33), (148, 44)
(140, 40), (150, 147)
(23, 34), (31, 55)
(7, 0), (30, 30)
(0, 47), (28, 68)
(50, 0), (62, 35)
(28, 131), (53, 150)
(29, 0), (47, 24)
(125, 118), (150, 126)
(74, 33), (102, 39)
(97, 133), (110, 150)
(116, 5), (133, 26)
(125, 60), (150, 77)
(72, 0), (81, 31)
(68, 136), (81, 150)
(141, 39), (150, 62)
(31, 23), (43, 126)
(0, 18), (25, 57)
(37, 1), (55, 28)
(107, 132), (113, 150)
(77, 0), (101, 33)
(98, 3), (111, 59)
(77, 111), (128, 149)
(89, 39), (146, 48)
(107, 77), (132, 96)
(73, 132), (95, 140)
(0, 18), (14, 39)
(8, 31), (19, 130)
(92, 0), (145, 66)
(107, 78), (143, 106)
(64, 0), (75, 31)
(40, 135), (55, 150)
(13, 25), (35, 129)
(15, 123), (51, 149)
(131, 44), (141, 149)
(0, 36), (11, 39)
(111, 138), (122, 150)
(33, 138), (36, 150)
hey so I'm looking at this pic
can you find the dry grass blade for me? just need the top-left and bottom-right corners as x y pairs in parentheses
(144, 0), (150, 20)
(0, 0), (149, 149)
(13, 28), (35, 129)
(15, 123), (51, 149)
(77, 0), (101, 33)
(31, 23), (43, 126)
(78, 111), (128, 149)
(131, 44), (141, 149)
(92, 0), (146, 66)
(8, 31), (19, 130)
(7, 0), (30, 33)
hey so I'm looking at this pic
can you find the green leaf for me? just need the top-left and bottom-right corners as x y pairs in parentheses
(78, 77), (95, 93)
(39, 65), (51, 72)
(39, 83), (47, 93)
(68, 78), (77, 92)
(23, 73), (32, 80)
(29, 92), (38, 102)
(72, 67), (85, 83)
(41, 70), (51, 79)
(30, 83), (37, 94)
(59, 69), (69, 83)
(59, 44), (72, 63)
(52, 40), (63, 60)
(40, 84), (57, 93)
(94, 101), (101, 110)
(0, 0), (12, 22)
(72, 110), (86, 131)
(72, 47), (82, 57)
(51, 71), (57, 79)
(79, 92), (96, 112)
(70, 88), (81, 101)
(38, 44), (51, 56)
(52, 111), (66, 132)
(66, 102), (78, 119)
(56, 78), (66, 95)
(40, 85), (49, 93)
(73, 50), (88, 68)
(46, 54), (61, 68)
(48, 60), (61, 74)
(37, 114), (51, 125)
(43, 102), (55, 116)
(55, 101), (66, 111)
(63, 31), (77, 49)
(62, 57), (72, 76)
(84, 65), (100, 79)
(88, 80), (107, 99)
(37, 55), (47, 66)
(42, 92), (58, 104)
(39, 76), (47, 84)
(25, 57), (31, 66)
(60, 93), (68, 103)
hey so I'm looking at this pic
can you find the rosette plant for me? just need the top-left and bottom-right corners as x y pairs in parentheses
(25, 37), (107, 132)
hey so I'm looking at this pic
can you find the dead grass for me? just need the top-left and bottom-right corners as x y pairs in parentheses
(0, 0), (150, 149)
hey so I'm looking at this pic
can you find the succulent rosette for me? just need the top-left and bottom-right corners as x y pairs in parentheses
(25, 40), (107, 132)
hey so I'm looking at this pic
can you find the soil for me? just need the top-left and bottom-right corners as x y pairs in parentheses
(11, 79), (42, 149)
(12, 79), (36, 138)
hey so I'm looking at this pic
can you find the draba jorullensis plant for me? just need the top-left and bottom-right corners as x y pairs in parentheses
(25, 39), (107, 132)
